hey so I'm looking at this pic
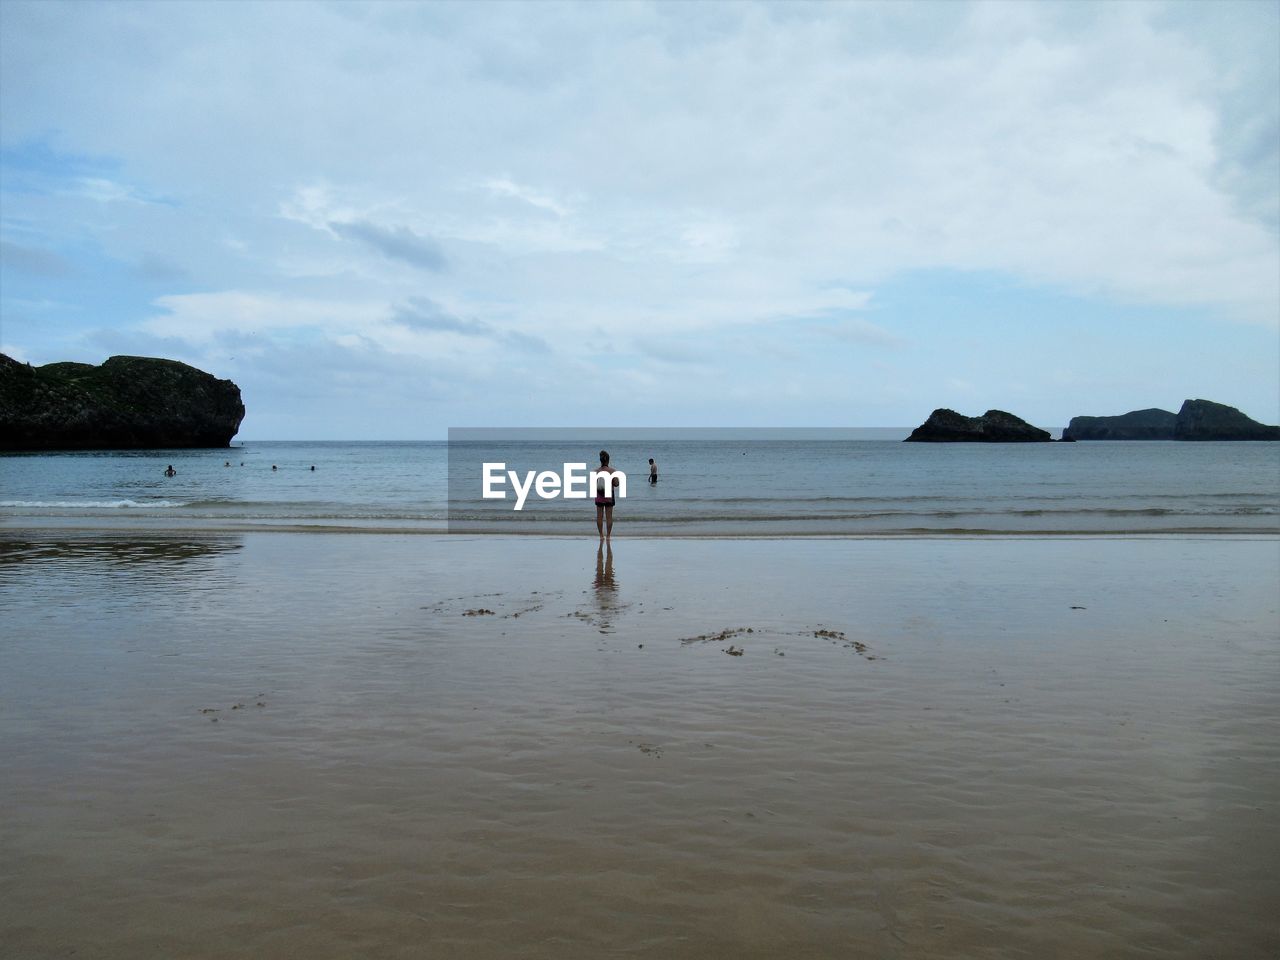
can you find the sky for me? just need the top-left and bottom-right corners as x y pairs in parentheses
(1, 0), (1277, 439)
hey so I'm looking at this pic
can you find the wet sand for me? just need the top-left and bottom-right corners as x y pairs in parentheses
(1, 533), (1277, 958)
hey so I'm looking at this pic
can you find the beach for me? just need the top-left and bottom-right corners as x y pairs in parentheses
(1, 531), (1277, 958)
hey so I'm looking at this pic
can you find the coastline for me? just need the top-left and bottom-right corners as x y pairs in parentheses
(3, 532), (1278, 958)
(5, 517), (1279, 538)
(6, 438), (1278, 539)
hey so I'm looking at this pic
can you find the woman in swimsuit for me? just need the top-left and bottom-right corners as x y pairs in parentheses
(594, 449), (619, 541)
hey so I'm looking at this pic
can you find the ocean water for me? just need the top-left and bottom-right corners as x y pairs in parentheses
(2, 437), (1278, 535)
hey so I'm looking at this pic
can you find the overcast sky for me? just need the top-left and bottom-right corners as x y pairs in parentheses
(2, 0), (1277, 438)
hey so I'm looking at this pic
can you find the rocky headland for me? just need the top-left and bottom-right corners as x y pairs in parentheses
(1172, 399), (1280, 441)
(1061, 408), (1177, 441)
(1064, 399), (1279, 441)
(0, 353), (245, 450)
(905, 409), (1052, 442)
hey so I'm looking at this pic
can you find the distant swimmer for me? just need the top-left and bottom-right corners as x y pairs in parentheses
(272, 465), (278, 471)
(310, 465), (316, 471)
(164, 465), (176, 477)
(224, 461), (230, 467)
(648, 458), (658, 484)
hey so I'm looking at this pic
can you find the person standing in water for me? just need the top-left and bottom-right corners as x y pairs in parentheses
(164, 465), (176, 477)
(648, 458), (658, 484)
(594, 449), (620, 541)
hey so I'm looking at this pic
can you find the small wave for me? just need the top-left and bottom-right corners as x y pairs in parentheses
(0, 499), (185, 509)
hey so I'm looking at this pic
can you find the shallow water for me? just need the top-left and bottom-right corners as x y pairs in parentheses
(1, 534), (1278, 958)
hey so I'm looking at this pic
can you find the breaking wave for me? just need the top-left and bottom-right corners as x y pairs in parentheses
(0, 500), (186, 509)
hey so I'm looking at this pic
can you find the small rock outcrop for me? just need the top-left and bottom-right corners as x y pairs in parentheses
(1174, 399), (1280, 441)
(0, 354), (245, 450)
(904, 409), (1052, 442)
(1063, 408), (1177, 441)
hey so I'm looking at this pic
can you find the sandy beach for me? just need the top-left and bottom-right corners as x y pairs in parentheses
(1, 532), (1277, 958)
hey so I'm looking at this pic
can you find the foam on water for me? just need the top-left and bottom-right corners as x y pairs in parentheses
(0, 499), (185, 509)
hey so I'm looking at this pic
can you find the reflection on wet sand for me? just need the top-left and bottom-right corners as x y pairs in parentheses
(0, 534), (243, 594)
(594, 542), (616, 596)
(592, 542), (623, 633)
(0, 535), (242, 569)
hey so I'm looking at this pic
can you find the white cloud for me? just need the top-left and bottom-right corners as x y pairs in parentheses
(8, 0), (1270, 323)
(142, 292), (387, 344)
(1, 0), (1276, 433)
(483, 178), (570, 218)
(70, 176), (151, 204)
(0, 342), (32, 363)
(677, 219), (739, 264)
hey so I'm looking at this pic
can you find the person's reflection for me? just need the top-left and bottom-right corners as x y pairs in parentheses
(593, 542), (618, 618)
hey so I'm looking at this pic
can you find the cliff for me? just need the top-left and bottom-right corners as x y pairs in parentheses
(904, 409), (1052, 442)
(1063, 408), (1177, 441)
(1063, 400), (1278, 441)
(1173, 399), (1280, 441)
(0, 354), (245, 450)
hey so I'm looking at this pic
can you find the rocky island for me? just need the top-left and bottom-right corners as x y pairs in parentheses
(1064, 399), (1279, 441)
(0, 353), (245, 450)
(905, 409), (1052, 442)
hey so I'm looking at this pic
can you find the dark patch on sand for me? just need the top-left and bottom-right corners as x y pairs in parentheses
(679, 624), (878, 661)
(680, 626), (755, 645)
(814, 627), (876, 659)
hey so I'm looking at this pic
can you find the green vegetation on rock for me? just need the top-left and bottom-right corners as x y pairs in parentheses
(0, 354), (245, 450)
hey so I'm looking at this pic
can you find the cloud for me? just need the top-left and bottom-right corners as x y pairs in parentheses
(133, 253), (189, 283)
(8, 3), (1273, 325)
(391, 296), (550, 353)
(391, 297), (490, 335)
(0, 342), (32, 362)
(774, 289), (875, 320)
(70, 176), (164, 205)
(328, 219), (447, 271)
(500, 329), (550, 354)
(484, 178), (569, 217)
(676, 220), (739, 264)
(633, 338), (708, 364)
(1, 0), (1277, 433)
(0, 239), (71, 275)
(142, 291), (387, 344)
(84, 327), (209, 366)
(1152, 0), (1280, 233)
(810, 318), (905, 348)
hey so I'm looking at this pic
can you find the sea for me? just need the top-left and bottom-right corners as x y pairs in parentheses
(2, 434), (1278, 535)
